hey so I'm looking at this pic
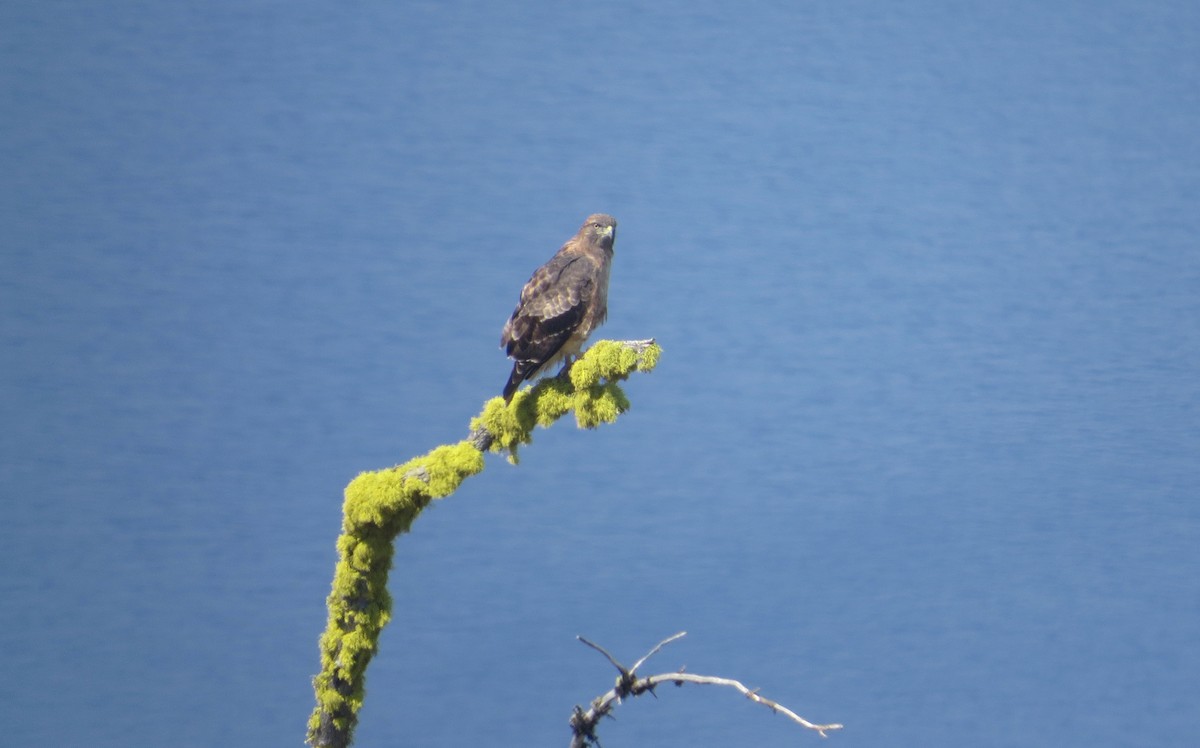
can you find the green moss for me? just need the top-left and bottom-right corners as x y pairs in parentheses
(308, 339), (660, 748)
(423, 442), (486, 496)
(574, 384), (630, 428)
(468, 339), (662, 460)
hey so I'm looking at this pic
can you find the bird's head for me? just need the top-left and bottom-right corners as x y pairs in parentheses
(581, 213), (617, 251)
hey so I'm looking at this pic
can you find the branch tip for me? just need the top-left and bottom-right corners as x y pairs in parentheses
(629, 631), (686, 674)
(577, 636), (628, 675)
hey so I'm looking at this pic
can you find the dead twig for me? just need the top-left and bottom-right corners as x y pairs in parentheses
(568, 633), (842, 748)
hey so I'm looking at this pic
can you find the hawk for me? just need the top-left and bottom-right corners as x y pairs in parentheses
(500, 213), (617, 402)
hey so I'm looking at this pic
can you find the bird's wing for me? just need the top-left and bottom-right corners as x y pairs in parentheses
(502, 254), (595, 363)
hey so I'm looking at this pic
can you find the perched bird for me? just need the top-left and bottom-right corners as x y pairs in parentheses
(500, 213), (617, 402)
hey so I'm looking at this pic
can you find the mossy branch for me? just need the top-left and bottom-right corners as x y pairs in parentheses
(308, 339), (661, 748)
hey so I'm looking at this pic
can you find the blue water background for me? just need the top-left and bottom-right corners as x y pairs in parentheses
(2, 1), (1198, 746)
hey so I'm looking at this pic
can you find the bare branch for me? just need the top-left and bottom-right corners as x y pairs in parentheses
(576, 635), (628, 675)
(628, 631), (686, 674)
(569, 634), (842, 748)
(645, 673), (843, 736)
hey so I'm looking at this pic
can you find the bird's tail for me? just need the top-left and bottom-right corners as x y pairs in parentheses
(502, 365), (526, 403)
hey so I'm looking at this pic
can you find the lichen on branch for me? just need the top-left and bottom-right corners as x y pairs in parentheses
(308, 339), (660, 748)
(469, 338), (660, 461)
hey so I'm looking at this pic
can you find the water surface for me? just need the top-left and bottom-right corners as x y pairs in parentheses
(2, 2), (1198, 746)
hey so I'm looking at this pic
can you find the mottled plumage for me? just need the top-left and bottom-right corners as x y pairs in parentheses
(501, 214), (617, 402)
